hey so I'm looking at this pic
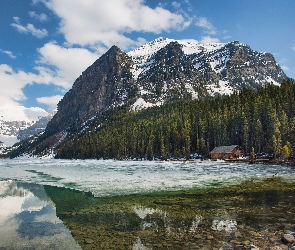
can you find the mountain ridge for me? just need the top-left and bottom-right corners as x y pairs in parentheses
(0, 105), (49, 147)
(8, 37), (287, 157)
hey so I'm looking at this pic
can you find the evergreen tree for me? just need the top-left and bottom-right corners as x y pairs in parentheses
(54, 79), (295, 160)
(272, 117), (282, 160)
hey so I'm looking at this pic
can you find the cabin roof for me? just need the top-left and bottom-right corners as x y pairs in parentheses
(210, 145), (240, 154)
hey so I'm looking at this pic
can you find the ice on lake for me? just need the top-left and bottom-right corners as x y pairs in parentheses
(0, 158), (294, 197)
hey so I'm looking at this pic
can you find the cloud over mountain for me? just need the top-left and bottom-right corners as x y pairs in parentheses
(44, 0), (190, 48)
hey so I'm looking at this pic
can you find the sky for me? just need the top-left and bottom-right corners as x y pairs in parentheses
(0, 0), (294, 113)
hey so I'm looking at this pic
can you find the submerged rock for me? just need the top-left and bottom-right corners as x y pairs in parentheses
(219, 242), (236, 250)
(246, 245), (259, 250)
(281, 234), (295, 243)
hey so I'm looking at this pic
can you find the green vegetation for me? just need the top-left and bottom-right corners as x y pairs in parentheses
(56, 78), (295, 160)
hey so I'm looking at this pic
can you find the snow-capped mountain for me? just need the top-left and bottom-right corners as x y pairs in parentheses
(128, 37), (285, 106)
(10, 37), (287, 157)
(17, 110), (57, 141)
(0, 105), (49, 147)
(46, 38), (285, 134)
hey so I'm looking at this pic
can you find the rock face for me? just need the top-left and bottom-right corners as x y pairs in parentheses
(15, 37), (287, 156)
(46, 46), (137, 135)
(47, 38), (286, 136)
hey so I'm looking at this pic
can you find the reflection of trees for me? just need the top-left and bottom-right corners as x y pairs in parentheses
(17, 221), (65, 239)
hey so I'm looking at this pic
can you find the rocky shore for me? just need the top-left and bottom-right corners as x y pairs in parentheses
(45, 177), (295, 249)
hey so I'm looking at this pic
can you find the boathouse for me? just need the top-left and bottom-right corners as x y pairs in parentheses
(209, 145), (244, 160)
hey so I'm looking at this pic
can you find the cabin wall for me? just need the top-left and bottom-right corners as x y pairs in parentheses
(210, 151), (243, 160)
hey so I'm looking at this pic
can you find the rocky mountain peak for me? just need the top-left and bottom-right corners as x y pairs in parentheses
(46, 45), (136, 134)
(46, 37), (287, 135)
(14, 37), (287, 157)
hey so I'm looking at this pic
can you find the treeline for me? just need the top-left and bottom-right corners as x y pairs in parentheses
(56, 78), (295, 160)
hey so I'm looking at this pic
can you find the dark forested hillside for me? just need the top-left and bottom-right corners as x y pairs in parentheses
(56, 79), (295, 160)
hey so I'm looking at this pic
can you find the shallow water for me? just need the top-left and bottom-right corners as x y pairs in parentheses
(1, 159), (295, 249)
(44, 177), (295, 249)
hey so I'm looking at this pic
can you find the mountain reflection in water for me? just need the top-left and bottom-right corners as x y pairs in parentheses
(0, 180), (81, 250)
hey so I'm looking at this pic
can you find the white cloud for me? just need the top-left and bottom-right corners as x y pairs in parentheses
(292, 45), (295, 52)
(0, 62), (66, 108)
(0, 49), (16, 59)
(0, 41), (99, 110)
(11, 17), (48, 38)
(36, 41), (99, 89)
(44, 0), (189, 49)
(0, 64), (58, 111)
(223, 35), (232, 40)
(0, 64), (37, 106)
(195, 17), (217, 35)
(28, 11), (48, 22)
(36, 95), (63, 110)
(281, 65), (289, 71)
(172, 2), (181, 9)
(32, 0), (46, 4)
(200, 36), (220, 43)
(170, 1), (193, 30)
(182, 0), (193, 12)
(26, 23), (48, 38)
(280, 58), (288, 64)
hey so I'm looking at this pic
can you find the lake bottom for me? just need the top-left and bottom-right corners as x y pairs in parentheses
(44, 177), (295, 250)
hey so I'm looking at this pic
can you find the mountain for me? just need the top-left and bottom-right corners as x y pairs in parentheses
(0, 105), (49, 147)
(9, 37), (287, 158)
(0, 104), (48, 122)
(17, 110), (57, 141)
(54, 79), (295, 160)
(45, 45), (137, 135)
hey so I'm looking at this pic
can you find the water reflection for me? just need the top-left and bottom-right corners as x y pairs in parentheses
(131, 206), (240, 249)
(0, 180), (81, 249)
(46, 177), (295, 250)
(1, 178), (291, 249)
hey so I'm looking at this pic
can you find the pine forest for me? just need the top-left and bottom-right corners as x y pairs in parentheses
(56, 78), (295, 160)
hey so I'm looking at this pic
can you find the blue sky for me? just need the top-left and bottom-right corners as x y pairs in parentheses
(0, 0), (294, 112)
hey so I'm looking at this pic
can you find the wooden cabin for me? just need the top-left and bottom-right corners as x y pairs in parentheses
(209, 145), (244, 160)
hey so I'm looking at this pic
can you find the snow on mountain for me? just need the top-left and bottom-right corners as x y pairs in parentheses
(46, 37), (286, 139)
(0, 105), (49, 147)
(128, 38), (283, 90)
(128, 37), (225, 80)
(0, 122), (28, 147)
(127, 37), (286, 111)
(17, 110), (57, 141)
(207, 80), (235, 96)
(9, 37), (287, 158)
(130, 97), (162, 111)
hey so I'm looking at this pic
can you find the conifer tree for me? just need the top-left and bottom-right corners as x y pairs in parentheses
(272, 125), (282, 160)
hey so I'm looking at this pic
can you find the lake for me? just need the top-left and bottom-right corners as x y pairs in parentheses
(1, 159), (295, 249)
